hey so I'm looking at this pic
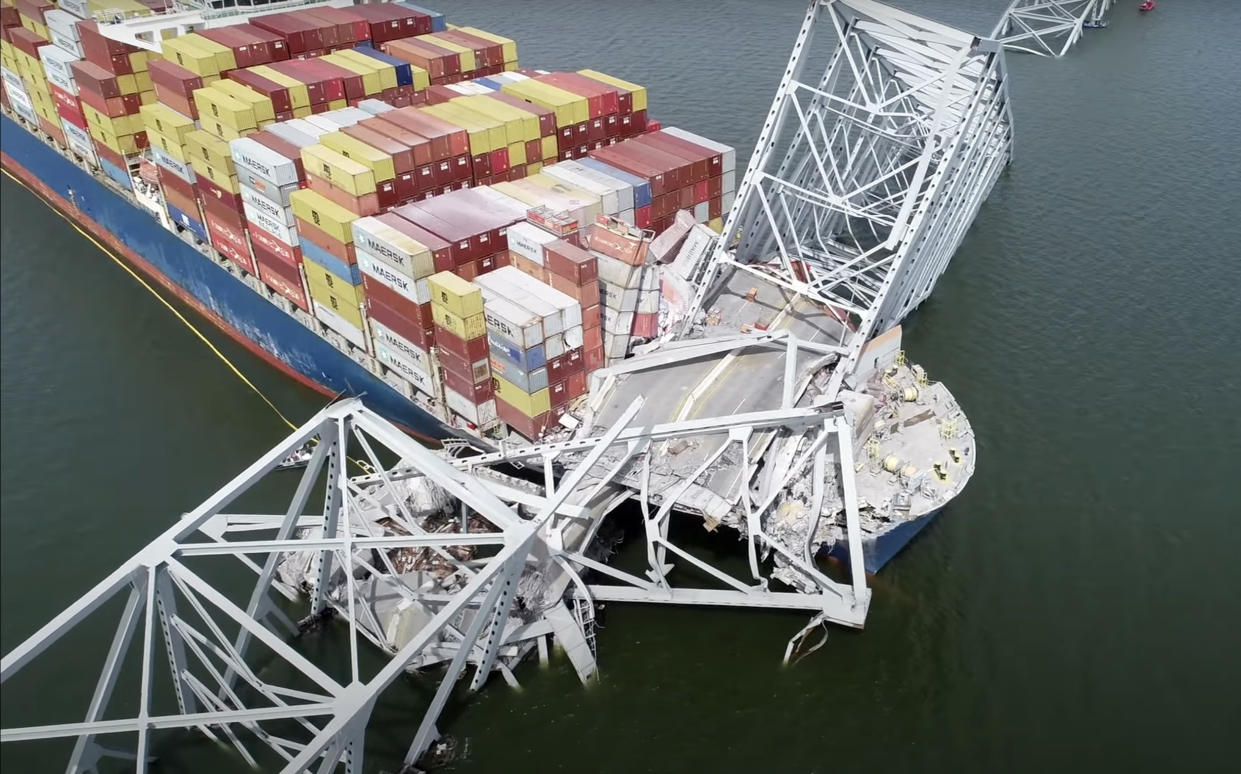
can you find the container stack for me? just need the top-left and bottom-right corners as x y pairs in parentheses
(474, 266), (586, 440)
(75, 20), (152, 187)
(504, 223), (604, 375)
(588, 128), (736, 234)
(352, 214), (438, 399)
(426, 271), (497, 429)
(289, 186), (370, 352)
(580, 217), (655, 364)
(41, 10), (96, 164)
(231, 131), (312, 311)
(3, 22), (53, 143)
(392, 186), (526, 280)
(184, 128), (256, 272)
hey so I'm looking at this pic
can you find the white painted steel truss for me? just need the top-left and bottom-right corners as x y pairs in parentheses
(685, 0), (1014, 376)
(996, 0), (1114, 58)
(2, 397), (868, 772)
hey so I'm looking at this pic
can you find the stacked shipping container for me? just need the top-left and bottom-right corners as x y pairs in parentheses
(0, 0), (738, 442)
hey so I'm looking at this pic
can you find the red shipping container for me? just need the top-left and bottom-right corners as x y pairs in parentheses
(437, 344), (489, 386)
(363, 117), (433, 166)
(149, 59), (202, 99)
(296, 217), (357, 265)
(163, 186), (200, 220)
(343, 124), (415, 173)
(636, 132), (708, 184)
(708, 197), (723, 220)
(435, 324), (489, 362)
(249, 226), (302, 267)
(251, 13), (318, 55)
(305, 173), (380, 216)
(205, 210), (255, 272)
(494, 397), (551, 441)
(567, 370), (588, 400)
(250, 130), (307, 179)
(158, 167), (196, 201)
(584, 342), (605, 372)
(441, 364), (493, 404)
(360, 273), (416, 318)
(545, 240), (598, 284)
(254, 250), (310, 312)
(227, 69), (293, 114)
(199, 195), (246, 233)
(589, 144), (667, 196)
(195, 173), (244, 212)
(376, 213), (454, 272)
(368, 296), (435, 349)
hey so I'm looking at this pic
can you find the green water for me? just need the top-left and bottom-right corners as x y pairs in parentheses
(3, 1), (1240, 771)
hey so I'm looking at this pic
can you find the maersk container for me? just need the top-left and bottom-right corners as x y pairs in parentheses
(357, 251), (426, 306)
(369, 318), (432, 374)
(479, 291), (542, 350)
(374, 339), (436, 396)
(241, 184), (295, 226)
(244, 201), (300, 247)
(230, 136), (301, 186)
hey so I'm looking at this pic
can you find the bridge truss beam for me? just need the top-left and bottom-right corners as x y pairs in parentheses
(684, 0), (1014, 379)
(996, 0), (1114, 58)
(2, 395), (869, 772)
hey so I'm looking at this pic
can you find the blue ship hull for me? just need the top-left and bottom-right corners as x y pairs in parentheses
(1, 113), (452, 442)
(827, 507), (942, 573)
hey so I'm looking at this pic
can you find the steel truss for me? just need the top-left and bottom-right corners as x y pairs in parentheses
(685, 0), (1014, 375)
(996, 0), (1114, 58)
(2, 397), (868, 771)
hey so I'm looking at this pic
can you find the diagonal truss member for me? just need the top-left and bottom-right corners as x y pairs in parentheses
(2, 396), (869, 772)
(996, 0), (1115, 58)
(684, 0), (1014, 378)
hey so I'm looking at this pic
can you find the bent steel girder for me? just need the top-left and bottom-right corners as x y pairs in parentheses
(0, 400), (545, 773)
(996, 0), (1114, 58)
(684, 0), (1014, 380)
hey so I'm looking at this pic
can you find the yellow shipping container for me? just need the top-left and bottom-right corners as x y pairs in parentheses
(301, 145), (377, 197)
(426, 271), (483, 318)
(305, 265), (365, 309)
(139, 89), (156, 105)
(114, 73), (139, 94)
(493, 375), (551, 417)
(307, 280), (366, 330)
(292, 105), (313, 119)
(184, 129), (235, 171)
(708, 217), (725, 233)
(507, 141), (526, 167)
(128, 50), (150, 73)
(200, 118), (244, 143)
(453, 26), (518, 65)
(431, 305), (486, 341)
(250, 65), (310, 109)
(89, 124), (142, 156)
(290, 189), (357, 244)
(321, 53), (383, 96)
(457, 94), (534, 145)
(319, 131), (396, 182)
(135, 71), (153, 92)
(162, 36), (220, 78)
(577, 69), (648, 112)
(186, 34), (237, 75)
(83, 104), (145, 137)
(188, 157), (240, 193)
(139, 102), (195, 141)
(192, 86), (257, 133)
(422, 103), (501, 155)
(500, 80), (580, 128)
(539, 135), (557, 162)
(333, 49), (398, 91)
(145, 127), (187, 162)
(213, 80), (275, 123)
(408, 64), (430, 92)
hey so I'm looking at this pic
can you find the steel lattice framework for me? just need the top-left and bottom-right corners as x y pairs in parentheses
(685, 0), (1014, 378)
(997, 0), (1114, 58)
(1, 396), (869, 772)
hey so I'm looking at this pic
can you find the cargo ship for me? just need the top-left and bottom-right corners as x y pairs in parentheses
(0, 0), (984, 573)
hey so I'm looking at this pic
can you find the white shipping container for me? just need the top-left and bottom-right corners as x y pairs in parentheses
(723, 169), (736, 195)
(273, 119), (326, 141)
(45, 65), (76, 96)
(603, 332), (631, 360)
(314, 300), (368, 351)
(230, 137), (301, 187)
(38, 45), (77, 88)
(56, 0), (91, 19)
(44, 10), (82, 40)
(617, 209), (636, 226)
(510, 288), (563, 337)
(357, 99), (395, 115)
(599, 282), (640, 313)
(693, 202), (710, 223)
(357, 250), (426, 306)
(1, 67), (24, 95)
(543, 332), (565, 359)
(351, 217), (434, 278)
(660, 126), (737, 174)
(332, 107), (373, 125)
(445, 388), (497, 427)
(240, 184), (294, 226)
(602, 309), (636, 337)
(542, 164), (621, 215)
(471, 185), (531, 222)
(152, 147), (196, 184)
(562, 325), (584, 350)
(369, 318), (432, 373)
(62, 118), (97, 163)
(492, 266), (582, 329)
(479, 289), (543, 349)
(595, 252), (641, 287)
(238, 170), (297, 206)
(505, 221), (556, 266)
(723, 190), (736, 213)
(243, 201), (301, 247)
(48, 30), (83, 58)
(556, 160), (634, 211)
(374, 340), (437, 396)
